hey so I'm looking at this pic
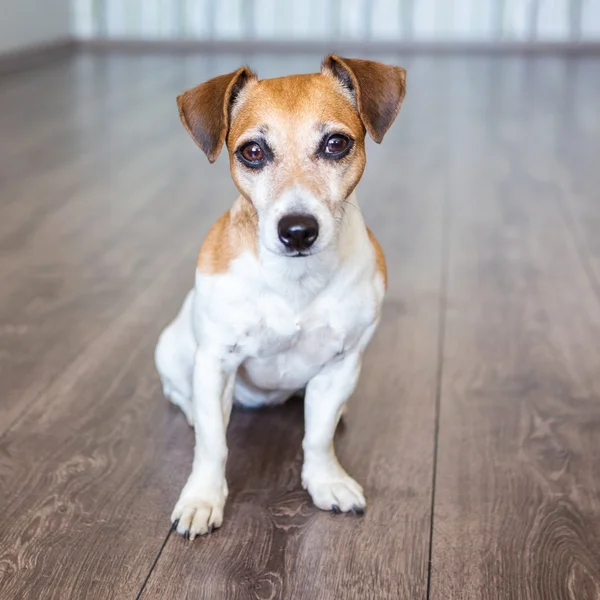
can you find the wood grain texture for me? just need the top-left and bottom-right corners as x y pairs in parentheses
(0, 54), (442, 600)
(429, 58), (600, 599)
(2, 53), (600, 600)
(0, 54), (233, 599)
(0, 56), (189, 437)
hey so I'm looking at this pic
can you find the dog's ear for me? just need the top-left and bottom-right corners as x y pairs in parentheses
(322, 55), (406, 144)
(177, 66), (257, 163)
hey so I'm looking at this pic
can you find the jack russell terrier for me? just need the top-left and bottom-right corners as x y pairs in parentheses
(155, 55), (406, 540)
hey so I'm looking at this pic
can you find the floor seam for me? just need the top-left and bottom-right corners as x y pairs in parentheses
(135, 526), (174, 600)
(425, 172), (452, 600)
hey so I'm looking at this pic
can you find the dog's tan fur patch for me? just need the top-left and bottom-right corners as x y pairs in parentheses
(197, 197), (258, 274)
(367, 228), (387, 290)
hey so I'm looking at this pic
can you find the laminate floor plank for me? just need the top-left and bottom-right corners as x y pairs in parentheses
(0, 54), (235, 595)
(0, 253), (199, 600)
(0, 55), (245, 437)
(0, 53), (441, 600)
(3, 53), (598, 600)
(429, 58), (600, 600)
(0, 163), (207, 438)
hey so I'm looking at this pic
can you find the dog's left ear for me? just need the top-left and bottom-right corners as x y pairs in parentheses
(177, 66), (257, 163)
(322, 55), (406, 144)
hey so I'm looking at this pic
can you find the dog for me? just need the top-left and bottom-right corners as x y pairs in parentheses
(155, 55), (406, 540)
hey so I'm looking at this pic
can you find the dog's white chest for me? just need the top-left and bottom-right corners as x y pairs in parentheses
(192, 231), (383, 396)
(241, 319), (344, 390)
(234, 290), (372, 392)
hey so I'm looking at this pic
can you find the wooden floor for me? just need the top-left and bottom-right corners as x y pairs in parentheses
(1, 53), (600, 600)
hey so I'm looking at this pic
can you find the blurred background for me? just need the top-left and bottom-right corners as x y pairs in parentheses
(71, 0), (600, 44)
(1, 0), (600, 56)
(1, 2), (600, 599)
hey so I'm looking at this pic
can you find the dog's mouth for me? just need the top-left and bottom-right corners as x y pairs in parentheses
(287, 248), (324, 258)
(266, 245), (319, 259)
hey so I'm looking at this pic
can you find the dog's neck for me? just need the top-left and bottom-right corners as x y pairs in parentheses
(256, 193), (367, 310)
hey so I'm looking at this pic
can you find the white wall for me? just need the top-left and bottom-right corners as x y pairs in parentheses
(73, 0), (600, 42)
(0, 0), (72, 55)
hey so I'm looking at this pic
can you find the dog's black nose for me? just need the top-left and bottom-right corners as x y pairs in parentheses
(278, 214), (319, 252)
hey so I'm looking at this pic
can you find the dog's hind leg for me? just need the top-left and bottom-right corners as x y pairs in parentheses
(164, 387), (194, 426)
(155, 290), (197, 426)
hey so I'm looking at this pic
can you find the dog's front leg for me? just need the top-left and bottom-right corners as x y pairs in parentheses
(302, 351), (366, 514)
(172, 349), (236, 540)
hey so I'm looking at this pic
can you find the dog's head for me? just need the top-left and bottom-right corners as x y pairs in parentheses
(178, 56), (406, 258)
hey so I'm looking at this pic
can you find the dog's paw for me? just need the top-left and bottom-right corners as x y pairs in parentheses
(171, 487), (226, 540)
(303, 466), (366, 514)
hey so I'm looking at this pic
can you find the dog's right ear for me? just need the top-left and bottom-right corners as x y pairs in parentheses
(177, 66), (257, 163)
(322, 55), (405, 144)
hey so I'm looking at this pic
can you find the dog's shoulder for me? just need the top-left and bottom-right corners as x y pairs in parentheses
(366, 228), (387, 290)
(197, 197), (258, 275)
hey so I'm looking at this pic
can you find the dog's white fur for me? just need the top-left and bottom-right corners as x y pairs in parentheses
(154, 56), (405, 540)
(155, 191), (382, 538)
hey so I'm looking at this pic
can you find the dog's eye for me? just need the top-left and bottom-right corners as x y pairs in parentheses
(319, 134), (353, 159)
(326, 135), (349, 154)
(242, 143), (263, 162)
(238, 141), (266, 168)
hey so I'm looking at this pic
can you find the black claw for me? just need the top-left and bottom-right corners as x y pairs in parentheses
(351, 505), (365, 515)
(184, 530), (189, 541)
(172, 519), (179, 530)
(208, 524), (214, 534)
(331, 504), (341, 514)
